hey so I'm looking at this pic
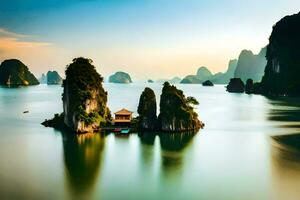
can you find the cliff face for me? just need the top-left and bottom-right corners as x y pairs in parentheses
(63, 57), (111, 133)
(260, 12), (300, 96)
(234, 48), (267, 82)
(158, 82), (202, 132)
(137, 87), (157, 131)
(180, 75), (202, 84)
(0, 59), (39, 86)
(109, 71), (132, 83)
(196, 67), (213, 80)
(211, 59), (238, 84)
(47, 71), (62, 85)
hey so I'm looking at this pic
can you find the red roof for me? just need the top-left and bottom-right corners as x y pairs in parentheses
(114, 108), (133, 115)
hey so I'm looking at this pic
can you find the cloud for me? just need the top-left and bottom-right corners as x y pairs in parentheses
(0, 28), (52, 49)
(0, 28), (27, 38)
(0, 28), (66, 76)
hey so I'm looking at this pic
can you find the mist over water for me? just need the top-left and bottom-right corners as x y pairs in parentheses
(1, 84), (300, 199)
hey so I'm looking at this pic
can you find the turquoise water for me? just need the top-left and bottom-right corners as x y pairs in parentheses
(1, 83), (300, 200)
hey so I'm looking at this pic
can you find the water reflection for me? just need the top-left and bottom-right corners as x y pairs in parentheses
(271, 138), (300, 199)
(268, 98), (300, 199)
(267, 97), (300, 123)
(139, 132), (156, 145)
(62, 132), (104, 199)
(138, 132), (196, 180)
(159, 132), (195, 151)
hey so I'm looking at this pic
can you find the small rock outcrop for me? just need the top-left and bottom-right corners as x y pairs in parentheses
(260, 12), (300, 96)
(0, 59), (39, 86)
(47, 71), (63, 85)
(180, 75), (202, 84)
(137, 87), (157, 131)
(245, 79), (254, 94)
(158, 82), (203, 132)
(109, 71), (132, 83)
(202, 80), (214, 86)
(226, 78), (245, 93)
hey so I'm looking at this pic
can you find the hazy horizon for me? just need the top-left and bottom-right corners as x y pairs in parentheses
(0, 0), (300, 80)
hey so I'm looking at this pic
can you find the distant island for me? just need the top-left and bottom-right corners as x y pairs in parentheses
(180, 67), (212, 84)
(226, 12), (300, 96)
(156, 77), (182, 84)
(39, 73), (47, 84)
(109, 71), (132, 83)
(180, 75), (202, 84)
(234, 47), (267, 82)
(179, 46), (266, 85)
(147, 79), (154, 83)
(47, 71), (63, 85)
(210, 59), (238, 84)
(0, 59), (39, 86)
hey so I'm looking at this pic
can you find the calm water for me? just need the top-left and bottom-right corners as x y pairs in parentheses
(1, 83), (300, 200)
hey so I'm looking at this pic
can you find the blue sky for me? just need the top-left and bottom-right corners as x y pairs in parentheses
(0, 0), (300, 79)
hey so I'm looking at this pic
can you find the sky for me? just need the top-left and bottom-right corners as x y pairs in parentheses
(0, 0), (300, 80)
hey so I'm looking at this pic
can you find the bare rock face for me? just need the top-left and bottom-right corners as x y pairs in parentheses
(62, 57), (111, 133)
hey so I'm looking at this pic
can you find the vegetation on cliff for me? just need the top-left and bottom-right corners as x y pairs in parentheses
(0, 59), (39, 86)
(137, 87), (157, 131)
(43, 57), (111, 133)
(47, 71), (62, 85)
(109, 71), (132, 83)
(158, 82), (203, 132)
(63, 57), (111, 132)
(260, 12), (300, 96)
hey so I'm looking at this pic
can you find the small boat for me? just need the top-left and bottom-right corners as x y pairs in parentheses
(113, 128), (122, 133)
(120, 128), (130, 134)
(23, 111), (29, 114)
